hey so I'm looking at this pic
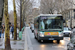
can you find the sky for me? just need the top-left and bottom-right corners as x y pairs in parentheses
(8, 0), (13, 12)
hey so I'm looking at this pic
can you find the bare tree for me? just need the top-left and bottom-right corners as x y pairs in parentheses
(24, 0), (33, 17)
(40, 0), (72, 14)
(4, 0), (11, 50)
(9, 11), (14, 24)
(15, 0), (20, 16)
(16, 0), (33, 28)
(40, 0), (55, 14)
(16, 0), (33, 18)
(13, 0), (17, 40)
(8, 11), (20, 28)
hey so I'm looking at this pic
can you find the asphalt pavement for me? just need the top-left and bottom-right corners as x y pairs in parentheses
(26, 27), (70, 50)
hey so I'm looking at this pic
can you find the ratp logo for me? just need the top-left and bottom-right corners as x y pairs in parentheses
(48, 33), (50, 35)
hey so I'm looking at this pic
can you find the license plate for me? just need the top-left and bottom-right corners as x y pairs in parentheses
(49, 38), (54, 40)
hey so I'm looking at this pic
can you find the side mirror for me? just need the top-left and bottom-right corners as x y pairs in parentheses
(63, 19), (65, 23)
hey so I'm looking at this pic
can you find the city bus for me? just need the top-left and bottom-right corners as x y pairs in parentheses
(34, 14), (64, 43)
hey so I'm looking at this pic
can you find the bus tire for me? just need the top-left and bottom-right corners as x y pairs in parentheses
(38, 40), (41, 42)
(57, 40), (60, 43)
(50, 40), (53, 43)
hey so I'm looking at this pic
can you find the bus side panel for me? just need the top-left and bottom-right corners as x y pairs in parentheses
(34, 18), (39, 38)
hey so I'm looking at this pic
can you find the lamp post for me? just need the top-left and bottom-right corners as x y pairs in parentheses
(70, 10), (72, 28)
(68, 0), (73, 28)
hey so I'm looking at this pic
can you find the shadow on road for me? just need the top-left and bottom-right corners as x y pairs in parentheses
(64, 35), (70, 37)
(38, 40), (60, 44)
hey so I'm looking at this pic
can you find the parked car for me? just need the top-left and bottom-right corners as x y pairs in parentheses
(67, 35), (75, 50)
(63, 27), (72, 36)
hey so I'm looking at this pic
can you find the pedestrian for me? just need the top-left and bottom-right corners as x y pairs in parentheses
(0, 32), (1, 38)
(1, 23), (5, 38)
(11, 24), (14, 38)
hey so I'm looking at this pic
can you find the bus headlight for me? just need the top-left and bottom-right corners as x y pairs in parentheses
(59, 32), (63, 37)
(40, 32), (44, 37)
(59, 34), (63, 37)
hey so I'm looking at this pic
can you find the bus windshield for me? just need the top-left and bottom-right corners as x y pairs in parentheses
(40, 19), (62, 30)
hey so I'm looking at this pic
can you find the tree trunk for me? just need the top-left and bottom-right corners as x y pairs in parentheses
(4, 0), (11, 50)
(13, 0), (17, 40)
(22, 0), (24, 27)
(20, 0), (22, 31)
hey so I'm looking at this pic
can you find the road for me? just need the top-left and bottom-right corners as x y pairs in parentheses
(26, 27), (70, 50)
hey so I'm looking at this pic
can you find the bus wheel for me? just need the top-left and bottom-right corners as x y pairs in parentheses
(57, 40), (60, 43)
(38, 40), (41, 42)
(37, 35), (41, 42)
(50, 40), (53, 43)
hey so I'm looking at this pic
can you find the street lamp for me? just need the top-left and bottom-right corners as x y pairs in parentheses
(73, 9), (75, 19)
(70, 11), (72, 28)
(68, 0), (73, 28)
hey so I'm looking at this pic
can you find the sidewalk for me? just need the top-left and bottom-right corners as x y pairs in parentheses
(0, 28), (25, 50)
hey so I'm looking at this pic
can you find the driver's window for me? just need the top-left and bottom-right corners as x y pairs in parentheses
(40, 20), (45, 29)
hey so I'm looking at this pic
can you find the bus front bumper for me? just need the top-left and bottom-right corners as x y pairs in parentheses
(38, 36), (63, 40)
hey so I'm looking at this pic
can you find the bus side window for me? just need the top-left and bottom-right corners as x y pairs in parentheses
(34, 20), (39, 29)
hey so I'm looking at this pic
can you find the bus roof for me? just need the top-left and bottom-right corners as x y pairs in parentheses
(35, 14), (62, 19)
(38, 14), (62, 16)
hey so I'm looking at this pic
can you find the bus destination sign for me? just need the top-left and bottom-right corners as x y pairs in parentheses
(41, 16), (61, 20)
